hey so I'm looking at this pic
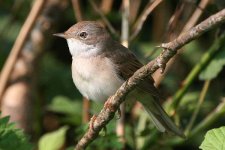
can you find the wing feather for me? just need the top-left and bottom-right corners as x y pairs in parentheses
(101, 40), (163, 100)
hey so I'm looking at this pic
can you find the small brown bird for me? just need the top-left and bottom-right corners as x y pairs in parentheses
(54, 21), (184, 137)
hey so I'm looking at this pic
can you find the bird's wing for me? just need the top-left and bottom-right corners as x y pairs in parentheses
(102, 41), (185, 137)
(102, 41), (163, 100)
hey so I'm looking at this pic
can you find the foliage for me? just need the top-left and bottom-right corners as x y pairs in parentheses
(199, 45), (225, 80)
(47, 96), (82, 125)
(200, 126), (225, 150)
(0, 116), (33, 150)
(87, 122), (123, 150)
(38, 126), (68, 150)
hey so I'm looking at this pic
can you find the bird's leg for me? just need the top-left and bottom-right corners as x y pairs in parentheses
(104, 97), (121, 119)
(89, 115), (108, 136)
(101, 126), (107, 136)
(116, 107), (121, 120)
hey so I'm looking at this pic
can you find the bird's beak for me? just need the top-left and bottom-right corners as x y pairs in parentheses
(53, 33), (66, 38)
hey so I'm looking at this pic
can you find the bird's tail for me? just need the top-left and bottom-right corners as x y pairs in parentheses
(139, 97), (185, 138)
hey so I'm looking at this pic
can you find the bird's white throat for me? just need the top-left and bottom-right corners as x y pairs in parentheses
(66, 38), (100, 57)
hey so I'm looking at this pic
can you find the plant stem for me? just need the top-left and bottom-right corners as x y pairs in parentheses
(169, 34), (225, 114)
(191, 99), (225, 137)
(185, 80), (211, 135)
(164, 99), (225, 146)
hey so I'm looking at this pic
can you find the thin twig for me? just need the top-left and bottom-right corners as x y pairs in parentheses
(82, 97), (91, 123)
(130, 0), (163, 41)
(129, 0), (141, 24)
(168, 26), (225, 114)
(185, 80), (211, 135)
(74, 8), (225, 150)
(0, 0), (46, 104)
(116, 0), (130, 144)
(165, 1), (185, 39)
(190, 98), (225, 137)
(144, 1), (185, 59)
(89, 0), (119, 38)
(164, 98), (225, 146)
(153, 0), (210, 86)
(121, 0), (130, 47)
(182, 0), (210, 32)
(1, 0), (68, 132)
(71, 0), (91, 123)
(152, 1), (186, 86)
(71, 0), (83, 21)
(100, 0), (114, 14)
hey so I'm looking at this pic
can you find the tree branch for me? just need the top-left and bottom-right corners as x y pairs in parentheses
(130, 0), (163, 41)
(153, 0), (210, 86)
(0, 0), (46, 104)
(89, 0), (119, 38)
(185, 80), (211, 135)
(74, 8), (225, 150)
(71, 0), (83, 21)
(116, 0), (130, 144)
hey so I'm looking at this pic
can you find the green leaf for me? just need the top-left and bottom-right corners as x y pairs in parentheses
(199, 47), (225, 80)
(0, 116), (33, 150)
(47, 96), (82, 125)
(199, 126), (225, 150)
(48, 96), (82, 116)
(38, 126), (68, 150)
(0, 116), (10, 126)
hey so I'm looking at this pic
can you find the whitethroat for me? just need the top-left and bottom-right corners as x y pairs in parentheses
(54, 21), (184, 137)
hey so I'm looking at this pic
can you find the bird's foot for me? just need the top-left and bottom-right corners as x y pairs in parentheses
(89, 115), (97, 131)
(116, 107), (121, 120)
(100, 126), (107, 136)
(104, 98), (116, 112)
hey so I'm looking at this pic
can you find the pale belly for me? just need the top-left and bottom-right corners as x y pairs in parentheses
(72, 56), (124, 102)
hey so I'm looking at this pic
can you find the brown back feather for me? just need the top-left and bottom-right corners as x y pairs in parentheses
(101, 40), (163, 100)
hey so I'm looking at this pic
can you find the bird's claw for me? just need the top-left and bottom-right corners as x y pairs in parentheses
(89, 115), (97, 131)
(116, 107), (121, 120)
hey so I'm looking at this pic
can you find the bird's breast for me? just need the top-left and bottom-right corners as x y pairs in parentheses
(72, 56), (124, 102)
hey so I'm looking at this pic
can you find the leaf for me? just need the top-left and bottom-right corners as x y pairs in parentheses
(48, 96), (82, 116)
(0, 116), (10, 126)
(199, 126), (225, 150)
(199, 47), (225, 80)
(47, 96), (82, 125)
(0, 116), (33, 150)
(38, 126), (68, 150)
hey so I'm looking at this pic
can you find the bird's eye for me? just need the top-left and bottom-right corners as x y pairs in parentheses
(79, 32), (88, 39)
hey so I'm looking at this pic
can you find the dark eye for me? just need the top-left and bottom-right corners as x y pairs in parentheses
(79, 32), (88, 39)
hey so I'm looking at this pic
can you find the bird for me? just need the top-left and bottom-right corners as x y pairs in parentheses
(53, 21), (184, 137)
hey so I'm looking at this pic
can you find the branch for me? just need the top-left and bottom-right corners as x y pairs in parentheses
(1, 0), (68, 132)
(164, 98), (225, 146)
(182, 0), (210, 32)
(71, 0), (83, 21)
(116, 0), (130, 144)
(0, 0), (46, 104)
(74, 8), (225, 150)
(185, 80), (211, 135)
(89, 0), (119, 38)
(153, 0), (210, 86)
(168, 31), (225, 113)
(71, 0), (92, 124)
(130, 0), (163, 41)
